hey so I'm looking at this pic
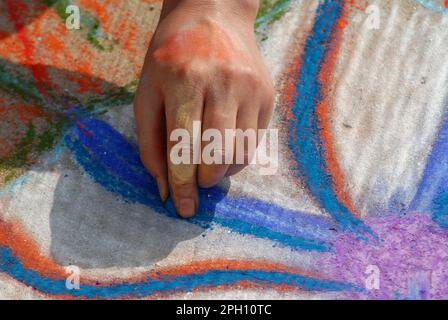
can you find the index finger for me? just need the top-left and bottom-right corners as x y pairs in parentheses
(165, 85), (204, 218)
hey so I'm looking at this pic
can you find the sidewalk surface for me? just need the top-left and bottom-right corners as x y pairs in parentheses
(0, 0), (447, 299)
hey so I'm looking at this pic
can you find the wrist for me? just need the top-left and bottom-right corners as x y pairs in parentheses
(160, 0), (260, 25)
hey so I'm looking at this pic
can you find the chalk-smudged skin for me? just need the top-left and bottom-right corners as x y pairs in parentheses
(153, 22), (249, 65)
(134, 0), (276, 218)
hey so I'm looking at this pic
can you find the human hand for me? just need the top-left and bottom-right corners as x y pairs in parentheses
(134, 0), (275, 217)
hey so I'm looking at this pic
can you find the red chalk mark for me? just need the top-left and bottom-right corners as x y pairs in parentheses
(16, 104), (46, 123)
(77, 0), (151, 64)
(5, 0), (52, 96)
(1, 2), (107, 97)
(149, 259), (322, 280)
(0, 30), (9, 38)
(0, 0), (155, 97)
(278, 6), (359, 217)
(0, 219), (67, 280)
(78, 0), (111, 24)
(338, 18), (348, 29)
(76, 121), (93, 137)
(0, 215), (322, 298)
(68, 73), (102, 94)
(347, 0), (369, 12)
(45, 34), (64, 52)
(150, 280), (306, 300)
(0, 104), (47, 159)
(154, 22), (247, 65)
(445, 0), (448, 8)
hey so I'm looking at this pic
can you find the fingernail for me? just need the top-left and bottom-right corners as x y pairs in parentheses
(178, 198), (196, 217)
(156, 178), (168, 202)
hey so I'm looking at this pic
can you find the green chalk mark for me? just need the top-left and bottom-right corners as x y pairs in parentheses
(0, 3), (140, 185)
(256, 0), (293, 29)
(37, 119), (66, 153)
(3, 170), (20, 185)
(0, 61), (136, 117)
(258, 0), (274, 19)
(0, 66), (43, 104)
(7, 123), (36, 168)
(84, 79), (137, 115)
(0, 118), (67, 169)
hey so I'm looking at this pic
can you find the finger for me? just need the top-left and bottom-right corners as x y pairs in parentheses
(257, 93), (275, 131)
(226, 88), (275, 177)
(134, 83), (169, 202)
(198, 93), (237, 188)
(226, 104), (259, 177)
(165, 86), (203, 218)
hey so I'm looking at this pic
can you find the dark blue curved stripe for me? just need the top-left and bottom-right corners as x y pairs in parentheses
(0, 247), (360, 298)
(64, 118), (336, 251)
(216, 195), (337, 242)
(73, 120), (155, 191)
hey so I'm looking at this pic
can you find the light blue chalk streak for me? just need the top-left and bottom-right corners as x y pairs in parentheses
(0, 138), (65, 197)
(414, 0), (448, 14)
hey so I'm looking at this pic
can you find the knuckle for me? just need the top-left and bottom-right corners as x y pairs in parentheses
(220, 64), (239, 79)
(240, 67), (261, 84)
(206, 109), (230, 125)
(171, 141), (194, 153)
(218, 65), (265, 92)
(169, 162), (196, 182)
(224, 65), (256, 81)
(173, 181), (195, 189)
(172, 180), (196, 193)
(177, 63), (207, 83)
